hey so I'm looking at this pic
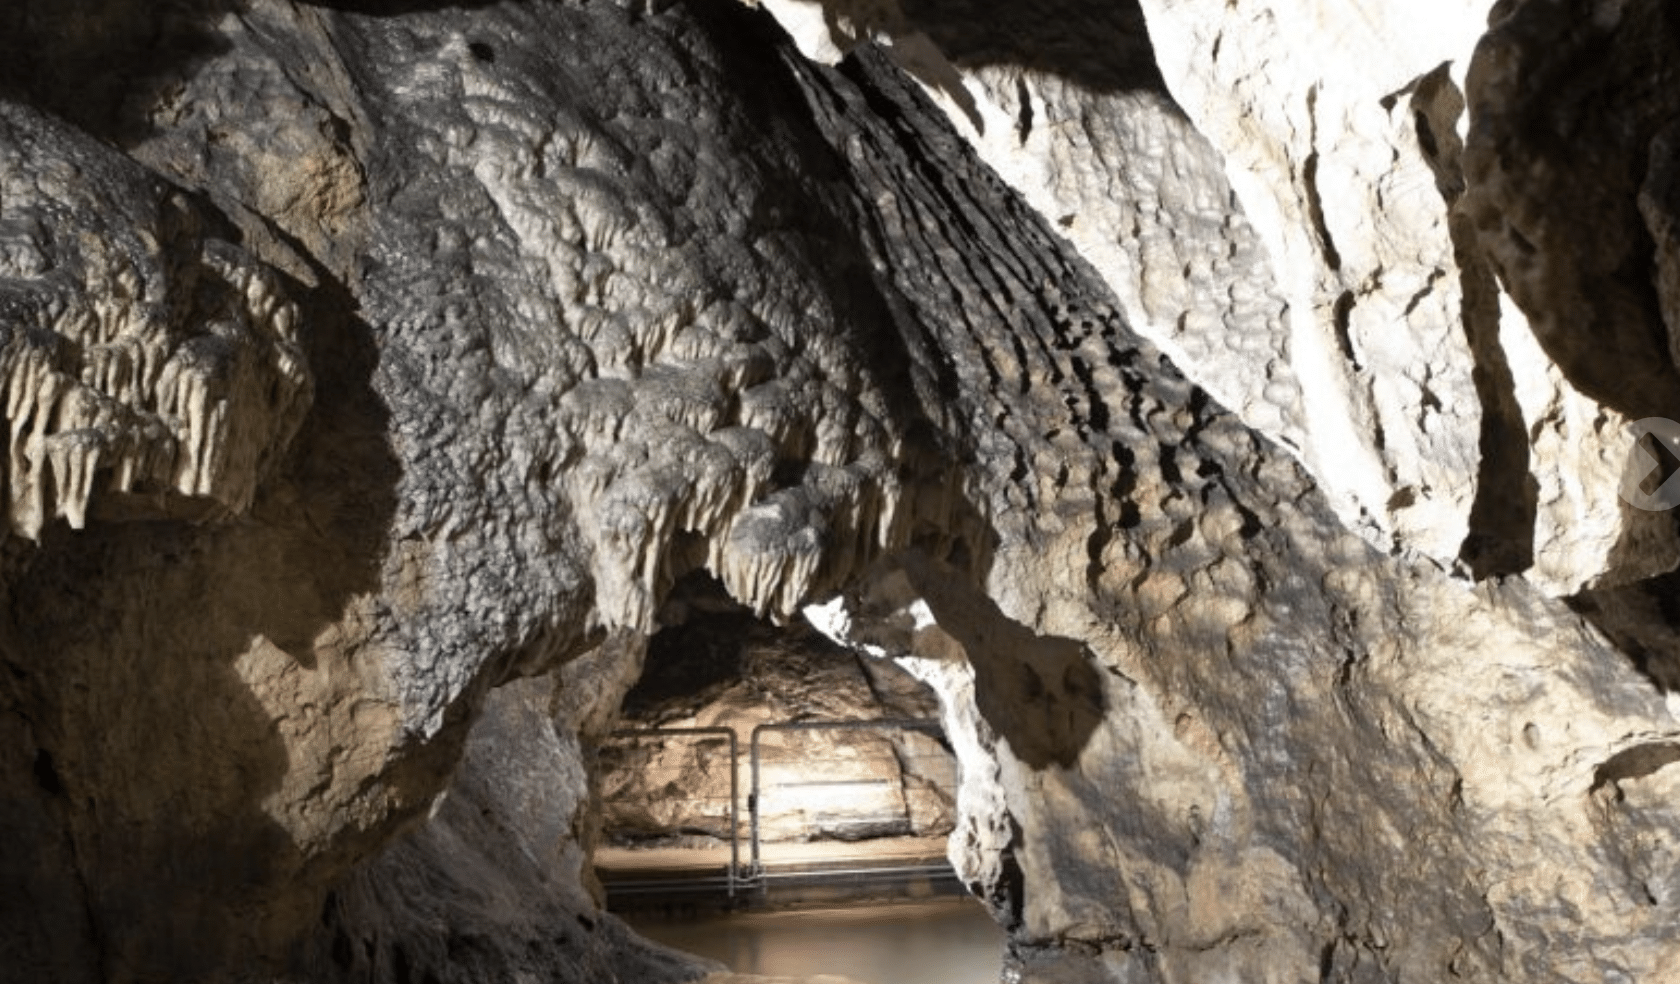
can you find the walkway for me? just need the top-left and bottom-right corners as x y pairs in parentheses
(597, 835), (960, 911)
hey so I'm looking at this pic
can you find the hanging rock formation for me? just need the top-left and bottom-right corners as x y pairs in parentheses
(2, 1), (1680, 983)
(0, 102), (311, 539)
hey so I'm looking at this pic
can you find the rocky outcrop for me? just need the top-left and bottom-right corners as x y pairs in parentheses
(752, 0), (1680, 598)
(1130, 0), (1680, 595)
(5, 1), (1680, 983)
(287, 672), (717, 984)
(756, 0), (1309, 458)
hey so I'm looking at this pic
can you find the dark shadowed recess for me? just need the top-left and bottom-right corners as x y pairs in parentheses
(896, 0), (1167, 95)
(1522, 0), (1680, 697)
(1592, 740), (1680, 793)
(623, 571), (942, 728)
(623, 572), (761, 719)
(0, 0), (245, 143)
(0, 202), (406, 982)
(1570, 569), (1680, 695)
(929, 576), (1106, 771)
(0, 0), (1172, 147)
(0, 0), (505, 144)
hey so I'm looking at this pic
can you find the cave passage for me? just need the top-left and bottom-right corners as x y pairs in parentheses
(595, 575), (963, 903)
(592, 574), (1001, 979)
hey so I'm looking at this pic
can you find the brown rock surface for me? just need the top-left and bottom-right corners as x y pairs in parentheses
(286, 672), (717, 984)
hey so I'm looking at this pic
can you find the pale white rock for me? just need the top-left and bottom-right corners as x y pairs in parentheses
(807, 564), (1018, 926)
(1133, 0), (1493, 561)
(758, 0), (852, 64)
(0, 103), (311, 540)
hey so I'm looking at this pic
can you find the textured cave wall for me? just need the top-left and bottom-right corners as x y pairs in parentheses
(1125, 0), (1680, 598)
(755, 0), (1680, 597)
(791, 3), (1680, 980)
(4, 1), (1680, 984)
(287, 669), (718, 984)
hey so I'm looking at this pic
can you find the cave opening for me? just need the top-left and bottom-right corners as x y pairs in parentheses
(590, 570), (1005, 982)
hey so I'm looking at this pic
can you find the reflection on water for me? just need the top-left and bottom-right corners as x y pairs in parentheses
(627, 898), (1005, 984)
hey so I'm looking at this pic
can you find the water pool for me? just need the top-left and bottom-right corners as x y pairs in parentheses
(626, 898), (1005, 984)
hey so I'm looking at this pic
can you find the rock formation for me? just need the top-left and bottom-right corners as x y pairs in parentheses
(0, 101), (311, 539)
(3, 0), (1680, 983)
(291, 671), (720, 984)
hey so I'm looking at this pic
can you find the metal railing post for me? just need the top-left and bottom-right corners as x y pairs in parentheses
(750, 723), (766, 877)
(604, 719), (949, 903)
(727, 728), (739, 897)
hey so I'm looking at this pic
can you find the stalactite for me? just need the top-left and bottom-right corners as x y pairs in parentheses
(0, 127), (312, 540)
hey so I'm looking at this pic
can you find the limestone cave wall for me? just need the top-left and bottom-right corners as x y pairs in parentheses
(2, 1), (1680, 983)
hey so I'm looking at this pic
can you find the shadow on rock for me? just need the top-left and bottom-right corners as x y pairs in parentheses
(904, 557), (1106, 770)
(0, 0), (246, 144)
(0, 0), (510, 145)
(898, 0), (1167, 95)
(958, 611), (1106, 770)
(1570, 568), (1680, 694)
(302, 0), (515, 13)
(292, 675), (715, 984)
(0, 214), (404, 982)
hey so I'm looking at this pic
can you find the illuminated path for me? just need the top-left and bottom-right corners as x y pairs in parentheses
(595, 835), (964, 911)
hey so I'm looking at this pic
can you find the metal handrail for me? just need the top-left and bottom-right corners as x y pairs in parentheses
(748, 718), (946, 875)
(603, 718), (951, 897)
(608, 727), (740, 896)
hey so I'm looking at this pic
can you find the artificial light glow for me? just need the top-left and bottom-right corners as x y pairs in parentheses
(769, 778), (898, 818)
